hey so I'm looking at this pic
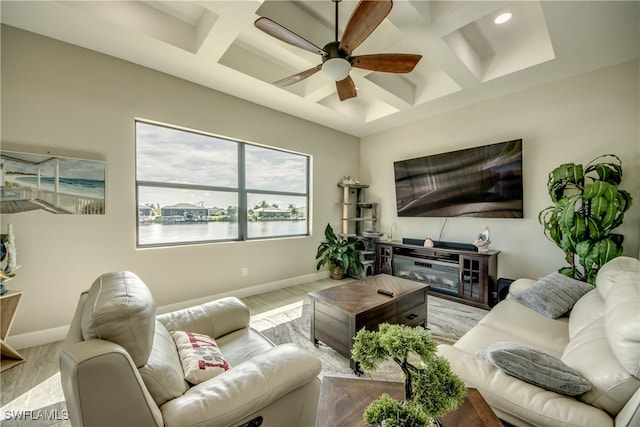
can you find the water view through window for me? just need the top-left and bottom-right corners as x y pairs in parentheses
(136, 121), (310, 246)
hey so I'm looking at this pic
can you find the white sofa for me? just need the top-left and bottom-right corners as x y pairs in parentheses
(438, 256), (640, 427)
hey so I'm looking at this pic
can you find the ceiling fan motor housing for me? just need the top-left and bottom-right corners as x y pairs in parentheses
(322, 41), (351, 62)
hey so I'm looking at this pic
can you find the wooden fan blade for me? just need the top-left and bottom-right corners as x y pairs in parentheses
(339, 0), (392, 54)
(351, 53), (422, 73)
(274, 65), (322, 87)
(255, 17), (328, 57)
(336, 76), (357, 101)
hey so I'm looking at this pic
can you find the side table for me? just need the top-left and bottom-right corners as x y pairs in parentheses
(316, 376), (502, 427)
(1, 290), (25, 372)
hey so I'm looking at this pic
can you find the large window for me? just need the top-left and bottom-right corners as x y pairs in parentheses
(136, 121), (310, 247)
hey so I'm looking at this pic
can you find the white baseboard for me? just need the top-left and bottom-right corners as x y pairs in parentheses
(156, 271), (329, 314)
(7, 271), (330, 350)
(8, 325), (71, 351)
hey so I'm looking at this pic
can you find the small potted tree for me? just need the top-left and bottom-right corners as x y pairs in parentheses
(316, 223), (363, 279)
(352, 323), (467, 427)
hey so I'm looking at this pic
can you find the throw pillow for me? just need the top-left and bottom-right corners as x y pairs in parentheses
(514, 272), (594, 318)
(170, 330), (231, 385)
(478, 342), (591, 396)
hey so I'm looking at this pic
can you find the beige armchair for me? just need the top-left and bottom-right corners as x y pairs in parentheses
(60, 271), (322, 427)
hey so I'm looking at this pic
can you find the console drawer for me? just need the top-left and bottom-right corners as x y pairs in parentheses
(357, 303), (397, 330)
(397, 302), (427, 327)
(396, 290), (426, 314)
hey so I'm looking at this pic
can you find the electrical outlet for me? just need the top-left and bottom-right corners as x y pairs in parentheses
(241, 267), (248, 276)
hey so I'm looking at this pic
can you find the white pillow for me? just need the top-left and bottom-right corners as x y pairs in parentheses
(170, 331), (231, 385)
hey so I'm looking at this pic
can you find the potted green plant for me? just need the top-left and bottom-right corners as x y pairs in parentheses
(539, 154), (632, 284)
(352, 323), (467, 427)
(316, 223), (363, 279)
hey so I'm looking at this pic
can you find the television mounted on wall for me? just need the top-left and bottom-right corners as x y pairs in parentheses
(394, 139), (523, 218)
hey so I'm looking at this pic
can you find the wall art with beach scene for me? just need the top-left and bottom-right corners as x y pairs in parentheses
(0, 150), (105, 215)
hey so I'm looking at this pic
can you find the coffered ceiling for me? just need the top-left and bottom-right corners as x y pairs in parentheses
(1, 1), (638, 137)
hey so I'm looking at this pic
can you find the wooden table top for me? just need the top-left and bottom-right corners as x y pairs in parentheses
(308, 274), (429, 314)
(316, 376), (502, 427)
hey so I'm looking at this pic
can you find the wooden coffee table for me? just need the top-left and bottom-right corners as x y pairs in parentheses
(308, 274), (428, 373)
(316, 376), (502, 427)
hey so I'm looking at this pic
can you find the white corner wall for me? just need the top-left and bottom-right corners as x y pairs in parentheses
(360, 60), (640, 281)
(1, 26), (359, 341)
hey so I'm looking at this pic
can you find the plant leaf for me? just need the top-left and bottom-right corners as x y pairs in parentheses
(593, 238), (623, 268)
(585, 216), (602, 241)
(589, 195), (609, 218)
(583, 181), (618, 202)
(569, 216), (586, 242)
(559, 196), (580, 230)
(585, 154), (623, 185)
(576, 240), (592, 260)
(599, 202), (618, 230)
(609, 190), (633, 230)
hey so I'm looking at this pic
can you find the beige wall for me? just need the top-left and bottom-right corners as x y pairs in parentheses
(361, 60), (640, 281)
(1, 26), (360, 341)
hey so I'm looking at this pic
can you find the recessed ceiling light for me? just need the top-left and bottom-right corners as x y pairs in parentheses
(494, 12), (512, 24)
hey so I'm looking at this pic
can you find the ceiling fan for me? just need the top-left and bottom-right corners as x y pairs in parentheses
(254, 0), (422, 101)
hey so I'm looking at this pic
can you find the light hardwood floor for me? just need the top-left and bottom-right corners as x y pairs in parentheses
(0, 276), (485, 426)
(0, 277), (345, 412)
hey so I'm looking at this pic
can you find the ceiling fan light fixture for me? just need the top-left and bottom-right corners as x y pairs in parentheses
(322, 58), (352, 81)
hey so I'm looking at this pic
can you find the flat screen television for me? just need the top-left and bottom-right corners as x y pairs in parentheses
(394, 139), (523, 218)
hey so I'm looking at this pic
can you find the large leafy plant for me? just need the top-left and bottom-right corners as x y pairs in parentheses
(539, 154), (632, 284)
(315, 223), (363, 279)
(352, 324), (466, 426)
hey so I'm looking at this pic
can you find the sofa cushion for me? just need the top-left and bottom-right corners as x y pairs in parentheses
(505, 278), (536, 298)
(139, 321), (190, 406)
(562, 257), (640, 417)
(603, 266), (640, 377)
(171, 331), (231, 385)
(158, 297), (250, 340)
(568, 289), (604, 339)
(562, 317), (640, 416)
(456, 298), (569, 358)
(81, 271), (156, 367)
(478, 342), (591, 396)
(216, 328), (276, 366)
(160, 344), (321, 427)
(596, 256), (640, 299)
(514, 272), (594, 318)
(439, 344), (615, 427)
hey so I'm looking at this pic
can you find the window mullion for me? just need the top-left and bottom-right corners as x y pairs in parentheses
(238, 143), (247, 240)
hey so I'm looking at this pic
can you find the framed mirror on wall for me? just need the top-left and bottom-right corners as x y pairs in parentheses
(0, 150), (105, 215)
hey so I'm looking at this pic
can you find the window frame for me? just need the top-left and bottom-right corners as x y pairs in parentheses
(135, 119), (311, 248)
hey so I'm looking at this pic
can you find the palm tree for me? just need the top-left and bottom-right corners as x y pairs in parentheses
(289, 203), (299, 218)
